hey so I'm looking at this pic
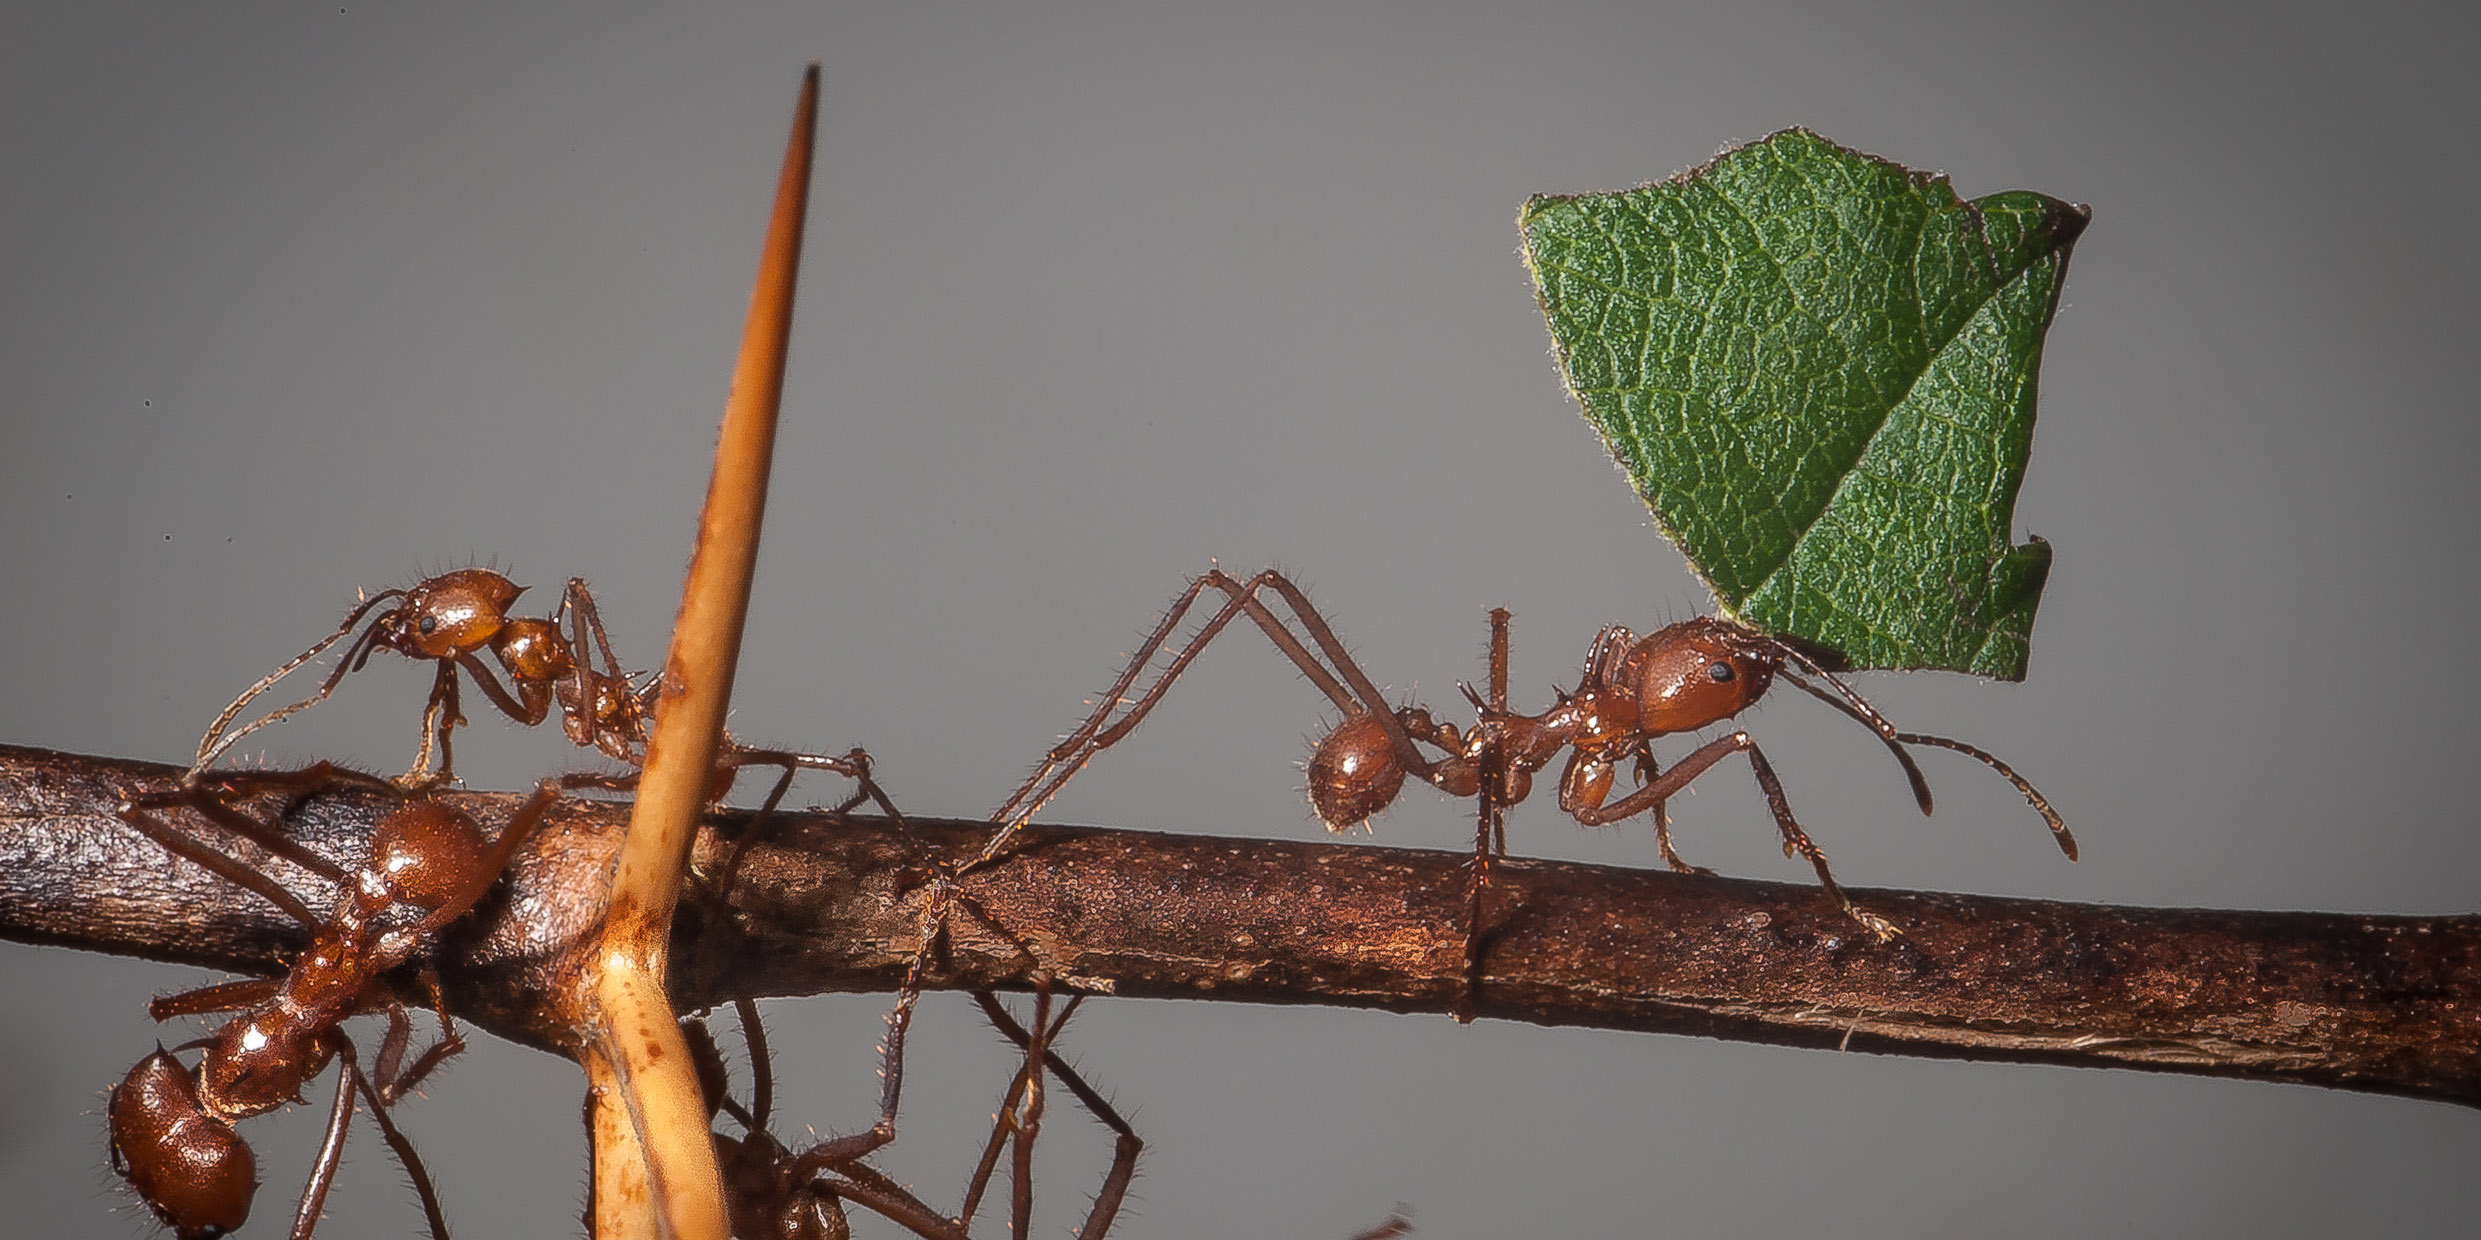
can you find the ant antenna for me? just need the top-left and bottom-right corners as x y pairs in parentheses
(1778, 668), (1935, 814)
(1776, 645), (2074, 860)
(195, 589), (408, 770)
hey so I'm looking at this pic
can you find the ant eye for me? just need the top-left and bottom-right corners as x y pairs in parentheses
(1707, 662), (1734, 683)
(418, 617), (438, 635)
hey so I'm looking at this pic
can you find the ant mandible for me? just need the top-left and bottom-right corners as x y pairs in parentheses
(108, 768), (567, 1239)
(973, 568), (2071, 1016)
(673, 991), (1137, 1240)
(188, 568), (895, 821)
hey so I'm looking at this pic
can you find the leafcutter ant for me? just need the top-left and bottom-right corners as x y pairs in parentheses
(673, 991), (1137, 1239)
(186, 568), (895, 821)
(971, 568), (2070, 1017)
(107, 769), (566, 1239)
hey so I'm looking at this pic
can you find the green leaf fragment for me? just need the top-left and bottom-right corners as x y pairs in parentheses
(1519, 129), (2084, 680)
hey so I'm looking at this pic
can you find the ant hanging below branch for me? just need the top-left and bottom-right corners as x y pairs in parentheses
(674, 990), (1137, 1239)
(971, 567), (2070, 1020)
(185, 568), (898, 823)
(107, 768), (569, 1240)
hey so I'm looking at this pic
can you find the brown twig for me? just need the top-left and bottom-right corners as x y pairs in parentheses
(6, 745), (2476, 1108)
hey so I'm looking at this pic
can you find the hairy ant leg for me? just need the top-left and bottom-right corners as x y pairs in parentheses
(681, 989), (1135, 1240)
(682, 998), (966, 1240)
(975, 567), (1451, 873)
(118, 763), (398, 926)
(967, 991), (1140, 1240)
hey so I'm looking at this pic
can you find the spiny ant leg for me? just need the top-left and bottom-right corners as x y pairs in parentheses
(1571, 730), (1895, 940)
(116, 798), (324, 928)
(1458, 754), (1506, 1025)
(981, 568), (1443, 871)
(973, 991), (1139, 1239)
(344, 1046), (452, 1240)
(1741, 742), (1898, 940)
(291, 1041), (360, 1240)
(1007, 989), (1056, 1238)
(1628, 742), (1707, 875)
(732, 997), (775, 1133)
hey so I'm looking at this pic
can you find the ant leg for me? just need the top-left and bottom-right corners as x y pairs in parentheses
(973, 991), (1139, 1238)
(453, 650), (552, 728)
(117, 798), (325, 927)
(151, 977), (284, 1023)
(374, 970), (467, 1104)
(732, 998), (774, 1133)
(815, 1164), (973, 1240)
(1574, 732), (1896, 940)
(1008, 988), (1055, 1239)
(193, 592), (405, 774)
(291, 1052), (358, 1240)
(1628, 742), (1708, 875)
(398, 661), (465, 788)
(132, 761), (388, 892)
(1458, 741), (1507, 1024)
(779, 875), (953, 1173)
(338, 1035), (452, 1240)
(981, 567), (1439, 870)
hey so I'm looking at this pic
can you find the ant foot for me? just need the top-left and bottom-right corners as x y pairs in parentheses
(1845, 904), (1902, 942)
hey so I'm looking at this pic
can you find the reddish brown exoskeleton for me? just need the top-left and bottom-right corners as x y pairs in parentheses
(107, 771), (566, 1239)
(972, 568), (2070, 1017)
(188, 568), (894, 818)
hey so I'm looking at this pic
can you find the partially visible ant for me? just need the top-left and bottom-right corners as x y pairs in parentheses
(107, 768), (568, 1239)
(673, 991), (1137, 1239)
(971, 568), (2071, 1017)
(187, 568), (896, 820)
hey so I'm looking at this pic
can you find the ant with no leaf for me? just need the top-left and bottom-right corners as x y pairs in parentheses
(188, 567), (896, 820)
(972, 568), (2071, 1017)
(107, 768), (567, 1239)
(673, 991), (1138, 1239)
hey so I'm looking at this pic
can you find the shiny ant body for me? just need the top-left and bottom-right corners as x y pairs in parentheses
(108, 769), (566, 1239)
(974, 568), (2070, 1016)
(189, 568), (894, 819)
(673, 993), (1137, 1240)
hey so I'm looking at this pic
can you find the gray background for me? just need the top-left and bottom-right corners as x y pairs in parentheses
(4, 3), (2476, 1237)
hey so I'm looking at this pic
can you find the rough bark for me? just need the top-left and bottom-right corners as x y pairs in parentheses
(5, 744), (2475, 1107)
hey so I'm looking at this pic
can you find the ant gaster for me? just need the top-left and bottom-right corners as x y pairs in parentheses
(189, 569), (894, 821)
(108, 769), (567, 1239)
(974, 568), (2071, 1017)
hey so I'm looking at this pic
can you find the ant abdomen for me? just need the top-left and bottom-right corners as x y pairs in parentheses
(1308, 713), (1406, 829)
(109, 1049), (257, 1240)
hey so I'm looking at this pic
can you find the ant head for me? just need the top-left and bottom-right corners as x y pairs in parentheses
(382, 569), (525, 659)
(1307, 712), (1408, 830)
(108, 1049), (257, 1240)
(1631, 617), (1780, 735)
